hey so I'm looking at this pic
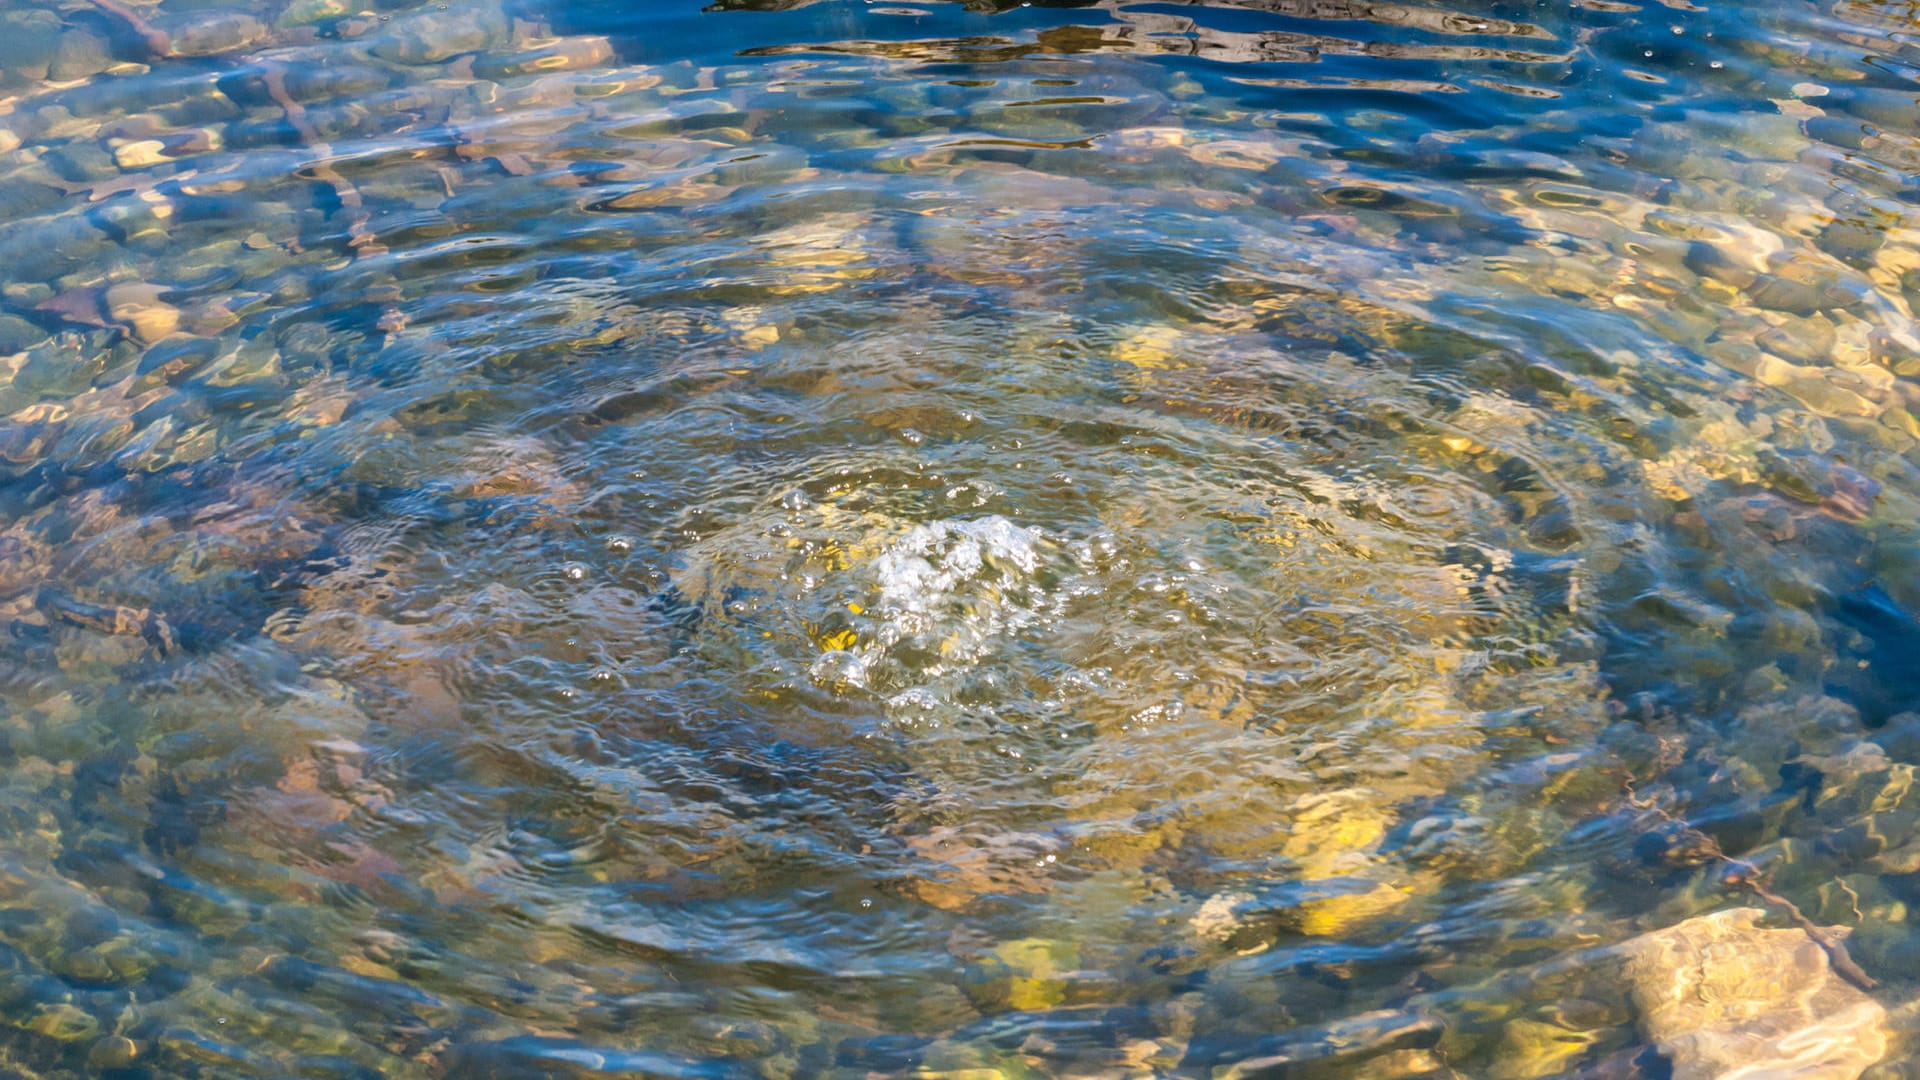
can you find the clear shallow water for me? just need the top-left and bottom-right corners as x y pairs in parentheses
(1, 0), (1919, 1075)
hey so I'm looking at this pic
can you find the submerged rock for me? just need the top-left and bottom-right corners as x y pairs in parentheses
(49, 24), (114, 83)
(156, 11), (270, 57)
(104, 283), (179, 345)
(276, 0), (352, 28)
(0, 9), (62, 87)
(0, 315), (44, 355)
(1208, 1010), (1447, 1080)
(1488, 1017), (1599, 1080)
(44, 141), (119, 184)
(476, 36), (616, 79)
(1618, 907), (1886, 1080)
(368, 8), (509, 65)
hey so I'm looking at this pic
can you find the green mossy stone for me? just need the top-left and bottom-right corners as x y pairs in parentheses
(0, 282), (51, 307)
(25, 1002), (99, 1043)
(156, 1027), (259, 1070)
(0, 183), (65, 229)
(965, 937), (1077, 1012)
(88, 1035), (142, 1070)
(276, 0), (352, 29)
(1818, 216), (1888, 265)
(369, 8), (507, 65)
(42, 142), (118, 184)
(48, 27), (114, 83)
(159, 12), (270, 57)
(161, 85), (246, 126)
(49, 948), (113, 985)
(0, 316), (45, 356)
(1872, 540), (1920, 614)
(1486, 1017), (1597, 1080)
(1833, 88), (1920, 130)
(1755, 315), (1837, 365)
(0, 10), (62, 87)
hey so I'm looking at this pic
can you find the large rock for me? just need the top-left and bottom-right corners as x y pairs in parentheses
(367, 7), (508, 65)
(1619, 907), (1885, 1080)
(0, 9), (61, 86)
(0, 314), (43, 355)
(48, 25), (114, 82)
(156, 11), (269, 57)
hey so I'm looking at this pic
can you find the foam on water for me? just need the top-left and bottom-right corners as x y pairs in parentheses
(815, 515), (1052, 692)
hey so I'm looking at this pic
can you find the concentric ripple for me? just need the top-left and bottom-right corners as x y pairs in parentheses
(0, 0), (1917, 1075)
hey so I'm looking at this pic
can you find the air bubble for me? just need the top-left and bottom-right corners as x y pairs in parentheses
(562, 563), (587, 581)
(606, 536), (632, 553)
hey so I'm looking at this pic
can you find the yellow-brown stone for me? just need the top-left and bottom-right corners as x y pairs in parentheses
(1618, 907), (1886, 1080)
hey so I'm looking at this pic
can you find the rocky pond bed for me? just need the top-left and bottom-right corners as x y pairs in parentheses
(0, 0), (1919, 1076)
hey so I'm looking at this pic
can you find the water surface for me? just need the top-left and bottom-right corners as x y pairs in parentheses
(1, 0), (1920, 1075)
